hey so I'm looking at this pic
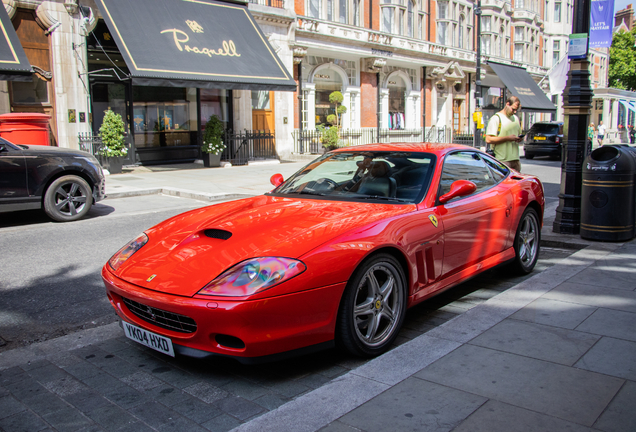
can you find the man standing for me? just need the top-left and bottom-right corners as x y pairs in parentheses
(485, 96), (523, 171)
(597, 121), (605, 146)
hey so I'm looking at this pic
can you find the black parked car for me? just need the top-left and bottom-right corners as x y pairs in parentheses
(0, 138), (105, 222)
(523, 121), (564, 160)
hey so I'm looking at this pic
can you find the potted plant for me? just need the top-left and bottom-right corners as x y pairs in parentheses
(202, 115), (226, 167)
(318, 91), (347, 152)
(98, 109), (128, 174)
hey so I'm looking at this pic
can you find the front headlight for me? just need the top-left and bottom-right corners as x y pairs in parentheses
(108, 233), (148, 271)
(198, 257), (306, 297)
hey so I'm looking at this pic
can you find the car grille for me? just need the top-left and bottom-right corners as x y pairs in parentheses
(122, 297), (197, 334)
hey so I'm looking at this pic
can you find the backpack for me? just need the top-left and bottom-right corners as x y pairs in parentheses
(486, 114), (502, 156)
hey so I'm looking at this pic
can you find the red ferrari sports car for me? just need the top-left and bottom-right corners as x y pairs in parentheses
(102, 143), (544, 363)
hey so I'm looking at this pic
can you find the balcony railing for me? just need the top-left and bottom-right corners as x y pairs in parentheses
(248, 0), (284, 8)
(291, 127), (478, 154)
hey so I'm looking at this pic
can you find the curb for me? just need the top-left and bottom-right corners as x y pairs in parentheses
(105, 187), (254, 202)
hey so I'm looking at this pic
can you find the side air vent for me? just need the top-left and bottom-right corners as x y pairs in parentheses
(204, 229), (232, 240)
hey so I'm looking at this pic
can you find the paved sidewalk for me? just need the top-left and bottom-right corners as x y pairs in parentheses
(0, 161), (634, 432)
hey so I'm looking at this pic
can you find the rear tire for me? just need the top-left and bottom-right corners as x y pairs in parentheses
(44, 175), (93, 222)
(511, 207), (540, 274)
(525, 153), (535, 160)
(336, 253), (407, 357)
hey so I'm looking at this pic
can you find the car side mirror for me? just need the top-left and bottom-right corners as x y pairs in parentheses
(0, 144), (5, 153)
(270, 173), (284, 187)
(439, 180), (477, 204)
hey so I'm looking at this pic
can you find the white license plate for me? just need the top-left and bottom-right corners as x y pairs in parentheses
(122, 321), (175, 357)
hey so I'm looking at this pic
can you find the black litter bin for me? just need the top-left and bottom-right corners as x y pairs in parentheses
(581, 145), (636, 241)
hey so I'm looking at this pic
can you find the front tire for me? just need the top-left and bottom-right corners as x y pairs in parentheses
(44, 175), (93, 222)
(336, 253), (407, 357)
(511, 207), (540, 274)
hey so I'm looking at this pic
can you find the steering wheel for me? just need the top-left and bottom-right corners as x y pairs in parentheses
(309, 178), (338, 191)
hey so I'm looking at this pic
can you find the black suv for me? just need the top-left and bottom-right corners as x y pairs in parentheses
(0, 138), (106, 222)
(523, 121), (564, 160)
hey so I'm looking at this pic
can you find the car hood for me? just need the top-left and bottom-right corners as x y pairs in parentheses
(20, 145), (97, 159)
(114, 194), (415, 296)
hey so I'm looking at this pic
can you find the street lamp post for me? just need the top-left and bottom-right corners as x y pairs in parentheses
(474, 0), (482, 149)
(553, 0), (593, 234)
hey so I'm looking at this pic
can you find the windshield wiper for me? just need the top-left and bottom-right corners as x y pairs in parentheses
(356, 195), (411, 202)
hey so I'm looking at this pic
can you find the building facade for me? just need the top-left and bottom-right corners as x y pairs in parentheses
(0, 0), (615, 163)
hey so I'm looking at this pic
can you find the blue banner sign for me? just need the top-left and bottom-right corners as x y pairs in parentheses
(590, 0), (615, 48)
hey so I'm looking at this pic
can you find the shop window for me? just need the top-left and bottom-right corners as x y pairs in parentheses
(314, 70), (343, 127)
(201, 89), (229, 129)
(252, 91), (270, 109)
(132, 87), (197, 148)
(388, 78), (406, 130)
(11, 78), (49, 104)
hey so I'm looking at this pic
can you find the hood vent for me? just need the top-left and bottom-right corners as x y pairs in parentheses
(204, 229), (232, 240)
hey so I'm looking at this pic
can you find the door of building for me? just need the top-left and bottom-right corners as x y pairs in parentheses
(9, 8), (56, 145)
(251, 91), (275, 131)
(453, 99), (462, 133)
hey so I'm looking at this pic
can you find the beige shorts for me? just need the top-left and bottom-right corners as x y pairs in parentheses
(502, 159), (521, 172)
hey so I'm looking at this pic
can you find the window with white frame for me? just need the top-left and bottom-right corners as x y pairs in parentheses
(481, 15), (491, 32)
(481, 36), (491, 55)
(554, 2), (561, 22)
(417, 0), (427, 39)
(438, 0), (448, 18)
(307, 0), (361, 24)
(339, 0), (347, 23)
(437, 21), (448, 45)
(495, 35), (500, 56)
(514, 26), (524, 42)
(407, 0), (413, 37)
(304, 56), (357, 85)
(353, 0), (360, 25)
(553, 40), (560, 66)
(516, 0), (524, 8)
(458, 15), (464, 48)
(308, 0), (320, 17)
(514, 43), (523, 61)
(437, 0), (449, 44)
(382, 0), (417, 35)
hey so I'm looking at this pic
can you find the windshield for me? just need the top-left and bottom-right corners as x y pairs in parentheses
(271, 151), (435, 203)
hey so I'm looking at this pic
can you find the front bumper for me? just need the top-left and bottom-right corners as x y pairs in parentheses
(523, 143), (561, 156)
(102, 266), (345, 362)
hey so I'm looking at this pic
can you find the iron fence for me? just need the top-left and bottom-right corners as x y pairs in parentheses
(292, 128), (424, 154)
(222, 130), (277, 165)
(78, 132), (134, 165)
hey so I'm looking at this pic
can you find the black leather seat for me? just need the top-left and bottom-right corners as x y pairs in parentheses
(357, 161), (397, 197)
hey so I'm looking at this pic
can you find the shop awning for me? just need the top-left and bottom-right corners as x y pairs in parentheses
(94, 0), (297, 91)
(619, 100), (636, 114)
(0, 6), (32, 81)
(487, 62), (556, 113)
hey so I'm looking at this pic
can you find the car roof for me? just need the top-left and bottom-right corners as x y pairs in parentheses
(330, 142), (474, 156)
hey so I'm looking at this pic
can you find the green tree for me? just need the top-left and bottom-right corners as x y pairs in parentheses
(98, 110), (128, 157)
(609, 28), (636, 90)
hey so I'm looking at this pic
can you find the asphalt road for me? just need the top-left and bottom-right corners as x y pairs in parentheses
(0, 157), (564, 353)
(0, 194), (213, 351)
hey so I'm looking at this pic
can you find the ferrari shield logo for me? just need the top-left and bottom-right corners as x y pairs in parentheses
(146, 274), (157, 282)
(429, 215), (439, 228)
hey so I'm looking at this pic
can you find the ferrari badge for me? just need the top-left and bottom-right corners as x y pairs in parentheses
(146, 274), (157, 282)
(429, 215), (439, 228)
